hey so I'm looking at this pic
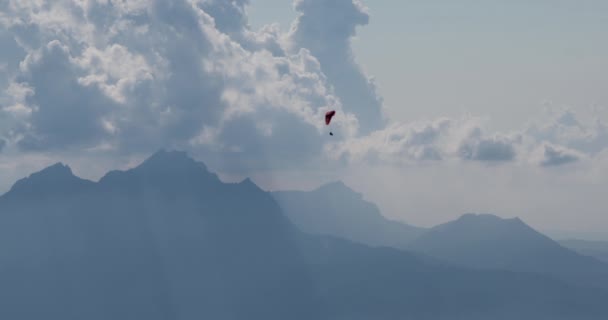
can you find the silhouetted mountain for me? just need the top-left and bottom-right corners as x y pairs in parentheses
(301, 235), (608, 320)
(560, 239), (608, 264)
(4, 162), (95, 198)
(409, 213), (608, 290)
(0, 150), (320, 320)
(273, 181), (425, 249)
(1, 152), (608, 320)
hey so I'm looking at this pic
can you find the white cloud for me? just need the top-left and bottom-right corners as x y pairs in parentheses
(288, 0), (386, 135)
(526, 109), (608, 156)
(535, 143), (583, 167)
(328, 107), (608, 169)
(74, 44), (156, 104)
(0, 0), (607, 174)
(458, 133), (519, 162)
(0, 0), (365, 172)
(328, 117), (523, 165)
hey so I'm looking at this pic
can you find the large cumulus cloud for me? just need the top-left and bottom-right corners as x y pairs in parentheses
(288, 0), (386, 135)
(0, 0), (606, 177)
(0, 0), (360, 172)
(16, 40), (120, 150)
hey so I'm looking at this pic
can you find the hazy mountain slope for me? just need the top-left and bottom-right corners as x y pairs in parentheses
(0, 150), (320, 320)
(409, 213), (608, 290)
(560, 239), (608, 264)
(273, 182), (425, 249)
(1, 151), (607, 320)
(300, 234), (608, 320)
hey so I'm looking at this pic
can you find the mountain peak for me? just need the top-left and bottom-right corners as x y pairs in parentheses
(239, 177), (257, 187)
(19, 162), (75, 182)
(460, 213), (500, 219)
(5, 162), (91, 197)
(321, 180), (348, 188)
(131, 149), (212, 176)
(423, 213), (530, 237)
(410, 212), (608, 290)
(317, 181), (359, 195)
(41, 162), (73, 175)
(151, 149), (188, 160)
(455, 213), (524, 225)
(140, 149), (200, 167)
(98, 150), (220, 188)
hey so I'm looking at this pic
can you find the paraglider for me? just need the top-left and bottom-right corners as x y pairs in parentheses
(325, 110), (336, 136)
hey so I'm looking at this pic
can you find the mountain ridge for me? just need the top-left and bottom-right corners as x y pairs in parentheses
(560, 239), (608, 264)
(272, 181), (426, 249)
(0, 150), (319, 320)
(409, 213), (608, 290)
(1, 151), (607, 319)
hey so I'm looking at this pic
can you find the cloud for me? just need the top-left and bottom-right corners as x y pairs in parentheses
(198, 0), (249, 36)
(526, 109), (608, 155)
(289, 0), (386, 135)
(472, 139), (517, 162)
(15, 40), (118, 150)
(458, 133), (518, 162)
(329, 107), (608, 168)
(328, 117), (523, 165)
(0, 0), (606, 177)
(536, 143), (582, 167)
(0, 28), (26, 84)
(74, 44), (155, 104)
(325, 120), (445, 165)
(0, 0), (359, 172)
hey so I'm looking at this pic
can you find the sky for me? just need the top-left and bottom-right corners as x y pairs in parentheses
(249, 0), (608, 130)
(1, 0), (607, 237)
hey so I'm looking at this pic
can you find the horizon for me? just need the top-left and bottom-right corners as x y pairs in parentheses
(3, 148), (607, 241)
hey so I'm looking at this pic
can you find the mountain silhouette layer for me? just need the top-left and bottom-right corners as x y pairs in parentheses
(273, 181), (425, 249)
(409, 213), (608, 290)
(560, 239), (608, 264)
(0, 150), (320, 320)
(1, 151), (607, 320)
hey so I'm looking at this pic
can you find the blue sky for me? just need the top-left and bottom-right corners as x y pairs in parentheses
(1, 0), (607, 236)
(249, 0), (608, 130)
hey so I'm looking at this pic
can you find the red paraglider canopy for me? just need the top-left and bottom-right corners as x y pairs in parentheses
(325, 110), (336, 125)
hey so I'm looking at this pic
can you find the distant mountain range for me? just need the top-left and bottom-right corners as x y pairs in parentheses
(1, 150), (607, 320)
(408, 213), (608, 290)
(273, 181), (608, 291)
(272, 182), (426, 249)
(560, 239), (608, 264)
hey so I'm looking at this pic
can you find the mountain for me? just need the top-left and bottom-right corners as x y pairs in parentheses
(4, 162), (95, 198)
(1, 151), (608, 320)
(301, 235), (608, 320)
(560, 239), (608, 264)
(0, 150), (320, 320)
(409, 213), (608, 290)
(272, 181), (425, 249)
